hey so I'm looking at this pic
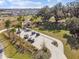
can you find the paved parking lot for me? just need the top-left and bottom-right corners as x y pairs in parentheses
(18, 28), (67, 59)
(0, 28), (67, 59)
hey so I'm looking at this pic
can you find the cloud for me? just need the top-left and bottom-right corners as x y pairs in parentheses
(57, 0), (63, 2)
(0, 0), (44, 8)
(48, 0), (51, 2)
(0, 0), (76, 8)
(10, 0), (44, 8)
(0, 0), (5, 4)
(48, 0), (63, 2)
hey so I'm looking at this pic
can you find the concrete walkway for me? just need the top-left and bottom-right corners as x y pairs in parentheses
(19, 28), (67, 59)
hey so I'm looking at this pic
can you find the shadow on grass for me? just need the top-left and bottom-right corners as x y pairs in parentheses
(0, 39), (6, 43)
(63, 34), (79, 50)
(4, 43), (18, 58)
(37, 21), (66, 31)
(11, 51), (18, 58)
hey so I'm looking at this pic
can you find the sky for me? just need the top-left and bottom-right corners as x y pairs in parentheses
(0, 0), (76, 9)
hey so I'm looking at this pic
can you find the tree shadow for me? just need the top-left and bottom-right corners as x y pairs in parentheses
(11, 51), (18, 58)
(0, 39), (6, 43)
(63, 34), (79, 50)
(37, 21), (66, 31)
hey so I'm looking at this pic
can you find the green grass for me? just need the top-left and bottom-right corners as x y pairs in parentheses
(13, 52), (32, 59)
(33, 28), (79, 59)
(0, 33), (32, 59)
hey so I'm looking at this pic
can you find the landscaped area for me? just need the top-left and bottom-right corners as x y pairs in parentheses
(33, 28), (79, 59)
(0, 0), (79, 59)
(0, 33), (32, 59)
(0, 28), (52, 59)
(0, 16), (79, 59)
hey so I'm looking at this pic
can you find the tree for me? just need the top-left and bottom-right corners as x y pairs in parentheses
(52, 2), (64, 23)
(36, 6), (51, 22)
(65, 17), (79, 49)
(17, 16), (22, 22)
(16, 23), (22, 38)
(33, 42), (51, 59)
(17, 16), (25, 28)
(5, 20), (11, 29)
(41, 41), (47, 52)
(66, 17), (78, 42)
(5, 20), (11, 38)
(66, 1), (79, 17)
(10, 28), (16, 40)
(66, 17), (79, 37)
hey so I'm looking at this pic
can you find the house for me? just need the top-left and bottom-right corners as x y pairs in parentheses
(23, 19), (32, 28)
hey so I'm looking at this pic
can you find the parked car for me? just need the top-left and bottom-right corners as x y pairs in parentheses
(0, 49), (3, 53)
(24, 28), (31, 32)
(36, 33), (40, 37)
(0, 44), (3, 53)
(51, 41), (58, 47)
(28, 38), (34, 43)
(24, 34), (29, 39)
(16, 30), (21, 34)
(22, 27), (26, 30)
(31, 32), (36, 36)
(31, 39), (34, 43)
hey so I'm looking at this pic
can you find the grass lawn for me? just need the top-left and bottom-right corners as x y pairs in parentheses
(0, 33), (32, 59)
(33, 28), (79, 59)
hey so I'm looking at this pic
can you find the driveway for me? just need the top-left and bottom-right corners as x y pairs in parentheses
(19, 28), (67, 59)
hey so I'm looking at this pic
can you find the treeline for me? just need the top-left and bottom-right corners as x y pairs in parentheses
(31, 1), (79, 49)
(36, 1), (79, 22)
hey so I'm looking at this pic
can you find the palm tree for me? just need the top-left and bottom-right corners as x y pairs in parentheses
(21, 16), (25, 28)
(10, 28), (16, 44)
(17, 16), (25, 29)
(16, 23), (22, 39)
(5, 20), (11, 29)
(16, 16), (24, 47)
(5, 20), (11, 38)
(10, 28), (16, 40)
(22, 16), (25, 22)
